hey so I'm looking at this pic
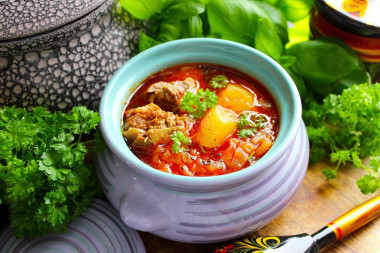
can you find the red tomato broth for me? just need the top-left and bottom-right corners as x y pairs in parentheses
(123, 63), (279, 176)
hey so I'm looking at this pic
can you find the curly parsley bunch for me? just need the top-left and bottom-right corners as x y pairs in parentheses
(0, 106), (102, 238)
(303, 83), (380, 194)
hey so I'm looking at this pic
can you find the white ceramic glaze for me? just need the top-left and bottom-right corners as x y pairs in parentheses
(95, 38), (309, 243)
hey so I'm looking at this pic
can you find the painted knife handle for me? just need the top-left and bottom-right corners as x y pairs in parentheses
(328, 194), (380, 240)
(312, 194), (380, 249)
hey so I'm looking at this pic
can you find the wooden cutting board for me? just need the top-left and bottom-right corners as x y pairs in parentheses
(139, 161), (380, 253)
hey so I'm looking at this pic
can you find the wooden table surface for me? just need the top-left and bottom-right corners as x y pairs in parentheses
(139, 161), (380, 253)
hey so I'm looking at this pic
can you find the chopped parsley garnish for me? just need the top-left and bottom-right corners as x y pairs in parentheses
(209, 75), (229, 89)
(171, 131), (191, 153)
(181, 88), (218, 118)
(237, 113), (266, 138)
(237, 128), (257, 138)
(237, 113), (251, 128)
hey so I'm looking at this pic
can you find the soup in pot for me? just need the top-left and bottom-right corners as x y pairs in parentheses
(122, 63), (279, 176)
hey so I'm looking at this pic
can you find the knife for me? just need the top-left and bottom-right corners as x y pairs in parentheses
(213, 194), (380, 253)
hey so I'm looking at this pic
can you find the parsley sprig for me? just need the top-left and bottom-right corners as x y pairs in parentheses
(237, 128), (257, 138)
(181, 88), (218, 118)
(0, 106), (101, 238)
(303, 83), (380, 194)
(237, 113), (266, 139)
(171, 131), (191, 153)
(209, 75), (229, 89)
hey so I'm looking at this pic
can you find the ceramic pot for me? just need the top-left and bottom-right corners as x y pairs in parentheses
(0, 0), (145, 111)
(0, 199), (146, 253)
(95, 38), (309, 243)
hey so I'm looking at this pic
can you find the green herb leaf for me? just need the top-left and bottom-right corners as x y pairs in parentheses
(93, 128), (108, 153)
(171, 131), (191, 153)
(357, 175), (380, 194)
(284, 67), (307, 100)
(181, 88), (218, 118)
(237, 128), (256, 139)
(237, 113), (251, 128)
(254, 18), (283, 60)
(161, 0), (205, 21)
(303, 83), (380, 194)
(207, 0), (265, 46)
(209, 75), (229, 89)
(119, 0), (166, 20)
(322, 168), (338, 180)
(180, 15), (204, 38)
(254, 1), (288, 45)
(0, 106), (101, 238)
(286, 37), (370, 96)
(139, 30), (162, 52)
(275, 0), (313, 22)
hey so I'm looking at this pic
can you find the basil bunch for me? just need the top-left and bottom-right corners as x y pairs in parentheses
(285, 37), (370, 98)
(120, 0), (310, 59)
(120, 0), (369, 98)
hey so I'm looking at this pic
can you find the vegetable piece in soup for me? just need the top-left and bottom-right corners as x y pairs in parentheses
(122, 63), (279, 176)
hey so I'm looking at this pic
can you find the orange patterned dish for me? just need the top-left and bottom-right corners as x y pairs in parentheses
(312, 0), (380, 81)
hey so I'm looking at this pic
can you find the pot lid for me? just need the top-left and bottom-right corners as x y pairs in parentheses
(316, 0), (380, 37)
(0, 0), (108, 41)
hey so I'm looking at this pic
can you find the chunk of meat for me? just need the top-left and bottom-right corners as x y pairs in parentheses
(145, 77), (197, 112)
(122, 103), (193, 147)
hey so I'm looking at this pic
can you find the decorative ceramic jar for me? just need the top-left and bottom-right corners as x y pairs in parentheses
(311, 0), (380, 82)
(94, 38), (310, 243)
(0, 199), (146, 253)
(0, 0), (145, 111)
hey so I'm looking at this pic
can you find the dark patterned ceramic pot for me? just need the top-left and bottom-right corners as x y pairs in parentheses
(0, 0), (145, 111)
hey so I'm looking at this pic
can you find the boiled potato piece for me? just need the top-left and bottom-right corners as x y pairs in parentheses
(218, 84), (256, 113)
(197, 105), (238, 148)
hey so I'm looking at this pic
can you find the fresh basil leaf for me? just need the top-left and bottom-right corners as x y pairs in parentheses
(276, 0), (313, 22)
(261, 0), (279, 5)
(207, 0), (267, 46)
(155, 21), (182, 41)
(181, 16), (204, 38)
(287, 37), (370, 97)
(139, 31), (162, 52)
(286, 37), (362, 83)
(307, 67), (370, 96)
(119, 0), (166, 20)
(254, 1), (288, 44)
(278, 55), (297, 67)
(254, 18), (283, 60)
(333, 68), (370, 91)
(284, 67), (307, 99)
(161, 0), (205, 21)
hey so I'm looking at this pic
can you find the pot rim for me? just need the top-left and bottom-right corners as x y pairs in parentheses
(99, 38), (302, 189)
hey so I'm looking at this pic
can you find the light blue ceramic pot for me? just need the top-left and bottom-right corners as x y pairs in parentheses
(95, 38), (309, 243)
